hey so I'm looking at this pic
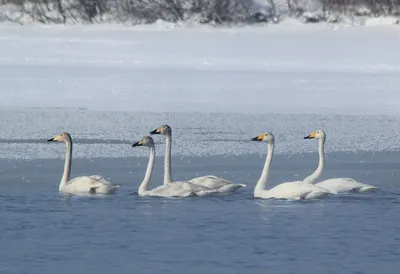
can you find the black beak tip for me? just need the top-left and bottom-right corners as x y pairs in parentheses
(304, 136), (310, 139)
(47, 138), (54, 142)
(149, 129), (158, 135)
(132, 142), (140, 147)
(251, 137), (259, 141)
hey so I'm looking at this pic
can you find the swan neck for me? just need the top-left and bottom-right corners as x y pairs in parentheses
(254, 141), (274, 196)
(164, 132), (173, 184)
(138, 146), (155, 195)
(60, 140), (72, 191)
(303, 137), (325, 184)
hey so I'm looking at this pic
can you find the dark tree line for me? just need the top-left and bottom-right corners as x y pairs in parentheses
(288, 0), (400, 21)
(0, 0), (399, 24)
(0, 0), (255, 24)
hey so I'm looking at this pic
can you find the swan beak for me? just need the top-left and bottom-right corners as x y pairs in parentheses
(132, 141), (142, 147)
(304, 132), (317, 139)
(149, 128), (160, 135)
(251, 134), (264, 141)
(47, 136), (58, 142)
(48, 134), (62, 142)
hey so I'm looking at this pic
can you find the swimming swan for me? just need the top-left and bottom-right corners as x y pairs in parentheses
(47, 132), (118, 195)
(303, 129), (378, 193)
(149, 125), (245, 193)
(252, 131), (332, 200)
(132, 136), (219, 197)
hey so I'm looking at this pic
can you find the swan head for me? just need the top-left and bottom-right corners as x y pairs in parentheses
(251, 132), (274, 143)
(47, 132), (72, 143)
(304, 129), (326, 140)
(132, 136), (154, 148)
(149, 125), (171, 136)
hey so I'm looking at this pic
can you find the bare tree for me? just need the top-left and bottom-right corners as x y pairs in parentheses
(2, 0), (400, 24)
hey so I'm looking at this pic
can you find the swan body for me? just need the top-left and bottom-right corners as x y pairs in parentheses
(142, 181), (217, 198)
(304, 130), (378, 193)
(48, 132), (118, 195)
(150, 125), (245, 192)
(132, 136), (218, 198)
(256, 181), (330, 200)
(59, 175), (117, 194)
(252, 132), (331, 200)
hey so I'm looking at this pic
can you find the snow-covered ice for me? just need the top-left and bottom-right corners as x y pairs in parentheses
(0, 24), (400, 159)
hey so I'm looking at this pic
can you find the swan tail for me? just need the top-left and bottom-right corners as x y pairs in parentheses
(359, 185), (379, 192)
(216, 183), (246, 193)
(328, 189), (338, 195)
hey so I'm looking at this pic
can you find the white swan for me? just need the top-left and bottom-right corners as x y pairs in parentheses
(47, 132), (118, 195)
(303, 129), (378, 193)
(252, 131), (332, 200)
(149, 125), (245, 193)
(132, 136), (219, 197)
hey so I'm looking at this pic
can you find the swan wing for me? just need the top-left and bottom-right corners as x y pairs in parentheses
(189, 175), (231, 188)
(148, 181), (211, 197)
(188, 175), (246, 192)
(214, 183), (246, 194)
(315, 178), (378, 193)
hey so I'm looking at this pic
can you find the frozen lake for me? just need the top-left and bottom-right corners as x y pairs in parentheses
(0, 24), (400, 273)
(1, 109), (400, 274)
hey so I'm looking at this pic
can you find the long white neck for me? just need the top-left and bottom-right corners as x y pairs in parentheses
(138, 145), (155, 195)
(254, 141), (274, 196)
(163, 132), (173, 184)
(303, 137), (325, 185)
(60, 140), (72, 191)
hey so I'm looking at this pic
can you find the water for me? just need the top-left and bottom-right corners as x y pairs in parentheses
(1, 151), (400, 274)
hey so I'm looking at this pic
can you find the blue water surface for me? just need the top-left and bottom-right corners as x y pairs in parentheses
(0, 152), (399, 274)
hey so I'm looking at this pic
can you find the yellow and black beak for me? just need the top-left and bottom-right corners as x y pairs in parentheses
(251, 134), (264, 141)
(132, 141), (142, 147)
(304, 132), (317, 139)
(149, 128), (160, 135)
(47, 135), (59, 142)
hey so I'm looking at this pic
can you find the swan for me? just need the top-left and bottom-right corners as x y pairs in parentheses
(251, 131), (332, 200)
(303, 129), (378, 193)
(132, 136), (219, 197)
(149, 125), (245, 193)
(47, 132), (118, 195)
